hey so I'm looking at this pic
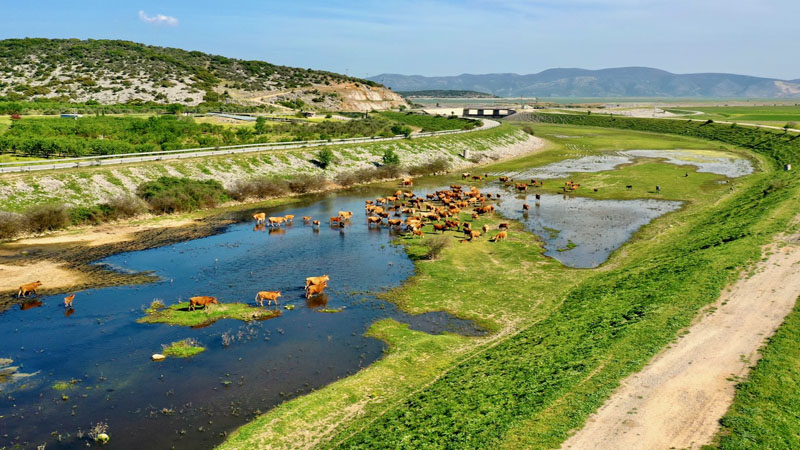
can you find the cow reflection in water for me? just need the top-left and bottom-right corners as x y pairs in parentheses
(306, 293), (329, 309)
(268, 227), (286, 236)
(19, 299), (42, 311)
(64, 307), (75, 317)
(253, 223), (266, 232)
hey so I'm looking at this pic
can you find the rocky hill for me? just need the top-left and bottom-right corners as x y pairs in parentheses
(371, 67), (800, 98)
(0, 38), (406, 111)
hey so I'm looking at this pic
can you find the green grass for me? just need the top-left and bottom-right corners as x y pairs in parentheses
(664, 105), (800, 125)
(138, 302), (280, 327)
(709, 297), (800, 450)
(161, 339), (206, 358)
(219, 116), (800, 450)
(52, 380), (78, 390)
(377, 111), (479, 132)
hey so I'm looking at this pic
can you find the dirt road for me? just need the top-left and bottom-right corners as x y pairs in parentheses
(562, 235), (800, 450)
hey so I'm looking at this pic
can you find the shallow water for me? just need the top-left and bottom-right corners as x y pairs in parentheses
(619, 149), (754, 177)
(485, 187), (682, 268)
(493, 149), (753, 180)
(0, 187), (483, 450)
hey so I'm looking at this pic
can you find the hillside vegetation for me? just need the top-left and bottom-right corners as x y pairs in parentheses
(0, 113), (476, 157)
(0, 38), (406, 111)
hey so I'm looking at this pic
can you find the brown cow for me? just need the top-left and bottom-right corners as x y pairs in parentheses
(492, 231), (508, 242)
(189, 296), (218, 311)
(498, 223), (509, 230)
(462, 173), (470, 179)
(338, 211), (354, 220)
(268, 216), (286, 227)
(516, 183), (528, 192)
(402, 178), (413, 186)
(469, 230), (482, 240)
(255, 291), (282, 307)
(253, 213), (266, 224)
(64, 294), (75, 308)
(367, 216), (382, 226)
(17, 281), (42, 298)
(284, 214), (295, 222)
(305, 275), (330, 288)
(433, 223), (446, 233)
(482, 224), (489, 233)
(302, 216), (312, 223)
(305, 282), (327, 299)
(330, 216), (342, 225)
(312, 220), (321, 227)
(523, 203), (530, 211)
(412, 229), (424, 238)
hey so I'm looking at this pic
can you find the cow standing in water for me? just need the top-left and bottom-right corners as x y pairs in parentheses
(64, 294), (75, 308)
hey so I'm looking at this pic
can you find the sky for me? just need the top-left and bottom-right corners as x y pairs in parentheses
(1, 0), (797, 80)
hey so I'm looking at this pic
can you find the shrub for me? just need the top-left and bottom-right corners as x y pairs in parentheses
(422, 235), (450, 260)
(287, 174), (326, 194)
(25, 204), (71, 233)
(136, 177), (228, 213)
(105, 195), (148, 219)
(407, 157), (451, 176)
(228, 177), (290, 200)
(382, 148), (400, 165)
(0, 211), (23, 239)
(374, 164), (404, 180)
(317, 147), (334, 169)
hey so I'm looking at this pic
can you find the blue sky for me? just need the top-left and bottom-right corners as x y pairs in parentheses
(1, 0), (797, 80)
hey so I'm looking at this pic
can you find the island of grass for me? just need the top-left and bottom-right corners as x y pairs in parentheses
(162, 339), (205, 358)
(138, 301), (280, 327)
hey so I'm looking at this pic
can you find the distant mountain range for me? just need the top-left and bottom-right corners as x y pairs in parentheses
(370, 67), (800, 98)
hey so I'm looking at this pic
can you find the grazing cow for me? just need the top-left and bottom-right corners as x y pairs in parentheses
(656, 185), (661, 193)
(189, 296), (218, 311)
(499, 176), (509, 182)
(305, 275), (330, 288)
(64, 294), (75, 308)
(284, 214), (295, 223)
(303, 216), (312, 223)
(305, 282), (327, 299)
(472, 175), (483, 181)
(268, 217), (286, 227)
(433, 223), (446, 233)
(516, 183), (528, 192)
(492, 231), (508, 242)
(472, 213), (479, 220)
(482, 224), (489, 233)
(462, 173), (470, 179)
(253, 213), (266, 224)
(523, 203), (530, 211)
(469, 230), (482, 240)
(593, 188), (598, 192)
(17, 281), (42, 298)
(499, 223), (509, 230)
(255, 291), (282, 307)
(412, 229), (424, 238)
(626, 185), (633, 190)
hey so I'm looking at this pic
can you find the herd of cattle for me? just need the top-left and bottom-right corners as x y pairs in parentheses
(252, 178), (511, 243)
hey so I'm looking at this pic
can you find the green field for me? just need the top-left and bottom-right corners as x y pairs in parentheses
(665, 105), (800, 127)
(219, 119), (800, 449)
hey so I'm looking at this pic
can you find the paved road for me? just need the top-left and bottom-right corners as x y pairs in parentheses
(0, 118), (499, 174)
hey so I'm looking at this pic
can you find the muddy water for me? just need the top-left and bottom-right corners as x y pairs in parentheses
(0, 187), (483, 450)
(485, 187), (682, 268)
(494, 149), (753, 180)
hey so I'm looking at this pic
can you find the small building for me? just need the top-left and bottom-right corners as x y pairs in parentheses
(462, 108), (516, 118)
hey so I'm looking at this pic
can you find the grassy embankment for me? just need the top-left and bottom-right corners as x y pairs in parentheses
(219, 117), (798, 449)
(0, 123), (523, 213)
(139, 302), (280, 327)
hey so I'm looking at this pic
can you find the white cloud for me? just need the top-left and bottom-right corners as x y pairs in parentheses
(138, 10), (179, 26)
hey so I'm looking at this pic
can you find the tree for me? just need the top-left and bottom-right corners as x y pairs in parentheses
(382, 148), (400, 165)
(255, 116), (267, 134)
(166, 103), (184, 115)
(317, 147), (334, 169)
